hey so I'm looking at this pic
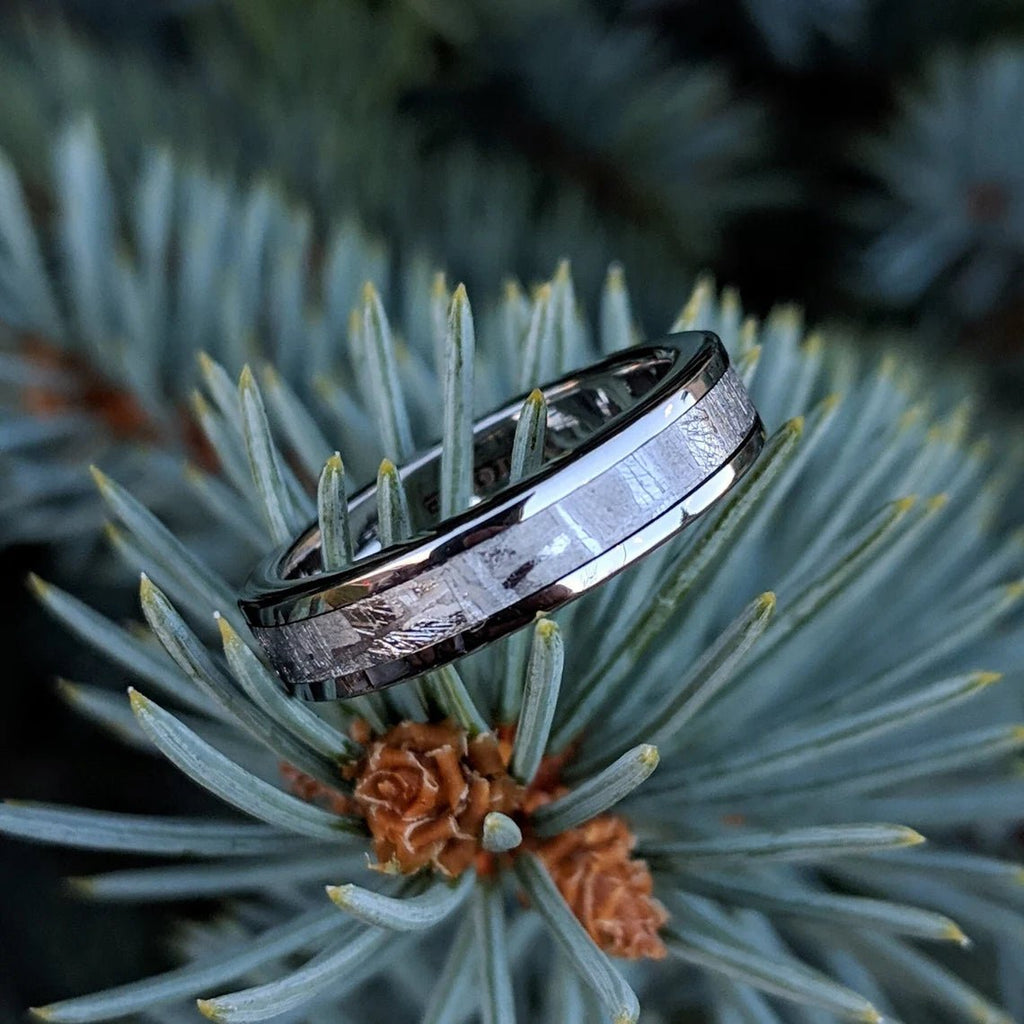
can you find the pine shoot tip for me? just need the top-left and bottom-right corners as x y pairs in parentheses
(196, 998), (222, 1021)
(536, 617), (560, 641)
(325, 883), (352, 906)
(801, 332), (824, 356)
(969, 671), (1002, 690)
(214, 612), (236, 645)
(25, 572), (47, 596)
(638, 744), (660, 770)
(127, 687), (149, 713)
(54, 678), (78, 700)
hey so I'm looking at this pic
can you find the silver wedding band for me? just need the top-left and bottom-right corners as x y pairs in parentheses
(240, 332), (764, 700)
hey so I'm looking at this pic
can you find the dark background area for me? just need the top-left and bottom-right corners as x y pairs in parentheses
(1, 0), (1024, 1016)
(0, 543), (212, 1017)
(3, 1), (1024, 372)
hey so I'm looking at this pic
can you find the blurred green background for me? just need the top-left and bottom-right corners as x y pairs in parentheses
(2, 0), (1024, 1017)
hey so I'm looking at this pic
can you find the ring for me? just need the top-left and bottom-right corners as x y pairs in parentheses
(240, 332), (764, 700)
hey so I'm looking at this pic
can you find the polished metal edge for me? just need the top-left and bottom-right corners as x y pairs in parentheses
(244, 347), (762, 698)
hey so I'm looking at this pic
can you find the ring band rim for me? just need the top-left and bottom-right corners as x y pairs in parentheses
(240, 332), (763, 699)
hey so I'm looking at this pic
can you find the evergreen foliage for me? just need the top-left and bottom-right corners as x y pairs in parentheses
(854, 45), (1024, 333)
(3, 235), (1024, 1019)
(1, 4), (1023, 1021)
